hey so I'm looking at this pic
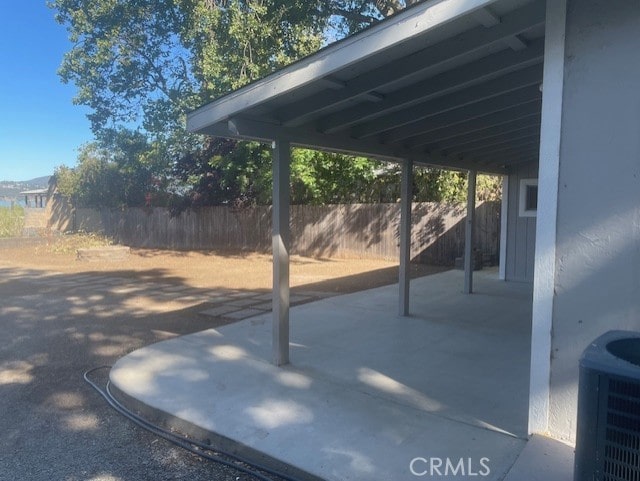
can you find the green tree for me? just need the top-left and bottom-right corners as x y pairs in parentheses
(51, 0), (500, 207)
(51, 0), (332, 206)
(55, 143), (123, 208)
(326, 0), (422, 36)
(55, 133), (167, 208)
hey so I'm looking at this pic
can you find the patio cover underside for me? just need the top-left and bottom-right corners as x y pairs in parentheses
(187, 0), (546, 175)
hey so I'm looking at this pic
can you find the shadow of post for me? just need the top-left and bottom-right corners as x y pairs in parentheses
(413, 201), (500, 266)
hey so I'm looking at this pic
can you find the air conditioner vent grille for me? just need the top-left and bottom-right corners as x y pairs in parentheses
(603, 378), (640, 481)
(610, 379), (640, 400)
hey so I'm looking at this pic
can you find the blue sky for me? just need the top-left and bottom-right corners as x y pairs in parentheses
(0, 1), (92, 181)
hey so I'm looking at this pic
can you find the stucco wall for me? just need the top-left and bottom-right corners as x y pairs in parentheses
(505, 161), (538, 283)
(549, 0), (640, 441)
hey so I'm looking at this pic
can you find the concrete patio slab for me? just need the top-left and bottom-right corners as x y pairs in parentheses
(111, 269), (539, 481)
(503, 434), (574, 481)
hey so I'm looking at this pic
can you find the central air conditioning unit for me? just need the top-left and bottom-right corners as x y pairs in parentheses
(575, 330), (640, 481)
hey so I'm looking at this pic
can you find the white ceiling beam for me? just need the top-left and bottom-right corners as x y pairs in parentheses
(471, 145), (539, 164)
(502, 156), (539, 168)
(406, 107), (541, 149)
(225, 117), (395, 159)
(410, 153), (505, 174)
(472, 7), (501, 27)
(318, 38), (545, 134)
(443, 129), (541, 156)
(276, 1), (545, 127)
(504, 35), (528, 51)
(318, 77), (346, 90)
(361, 91), (385, 102)
(424, 118), (541, 152)
(457, 137), (540, 158)
(351, 64), (543, 139)
(187, 0), (506, 134)
(381, 86), (542, 145)
(410, 154), (504, 174)
(479, 154), (538, 170)
(221, 117), (506, 174)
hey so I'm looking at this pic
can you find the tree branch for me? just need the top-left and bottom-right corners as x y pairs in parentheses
(331, 8), (377, 24)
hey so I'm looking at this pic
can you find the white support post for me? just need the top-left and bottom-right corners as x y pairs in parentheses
(272, 139), (291, 366)
(463, 170), (477, 294)
(529, 0), (567, 436)
(399, 159), (413, 316)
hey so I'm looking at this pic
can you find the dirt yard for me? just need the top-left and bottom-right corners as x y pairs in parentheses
(0, 237), (448, 481)
(0, 238), (448, 295)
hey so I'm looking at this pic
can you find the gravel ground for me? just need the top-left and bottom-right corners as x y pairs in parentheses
(0, 243), (447, 481)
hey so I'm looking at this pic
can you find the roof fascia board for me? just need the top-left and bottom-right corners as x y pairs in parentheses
(187, 0), (502, 134)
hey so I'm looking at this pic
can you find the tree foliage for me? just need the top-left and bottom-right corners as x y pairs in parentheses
(51, 0), (500, 208)
(55, 131), (168, 208)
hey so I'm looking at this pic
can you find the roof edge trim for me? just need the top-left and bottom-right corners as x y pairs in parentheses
(187, 0), (501, 134)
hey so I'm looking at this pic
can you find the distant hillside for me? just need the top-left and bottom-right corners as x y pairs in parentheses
(0, 177), (52, 204)
(24, 176), (51, 188)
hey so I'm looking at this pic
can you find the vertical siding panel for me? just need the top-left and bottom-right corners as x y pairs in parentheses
(505, 161), (538, 282)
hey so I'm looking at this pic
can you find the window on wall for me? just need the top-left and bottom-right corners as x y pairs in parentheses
(519, 179), (538, 217)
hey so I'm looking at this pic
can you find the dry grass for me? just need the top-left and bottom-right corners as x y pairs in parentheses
(0, 206), (24, 238)
(36, 232), (114, 255)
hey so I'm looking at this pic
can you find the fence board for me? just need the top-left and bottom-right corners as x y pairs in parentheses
(66, 202), (499, 265)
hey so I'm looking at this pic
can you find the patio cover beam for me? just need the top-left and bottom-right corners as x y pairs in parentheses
(272, 139), (291, 366)
(318, 38), (545, 134)
(471, 7), (501, 27)
(380, 86), (541, 145)
(278, 1), (545, 127)
(452, 134), (540, 157)
(350, 64), (543, 139)
(425, 118), (541, 153)
(474, 145), (538, 164)
(224, 116), (507, 175)
(405, 104), (541, 149)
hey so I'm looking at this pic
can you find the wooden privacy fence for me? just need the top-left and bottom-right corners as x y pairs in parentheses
(65, 202), (500, 265)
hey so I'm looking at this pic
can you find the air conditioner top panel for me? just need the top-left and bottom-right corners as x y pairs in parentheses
(580, 330), (640, 380)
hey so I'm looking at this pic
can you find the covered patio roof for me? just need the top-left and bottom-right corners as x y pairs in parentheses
(187, 0), (547, 366)
(187, 0), (545, 175)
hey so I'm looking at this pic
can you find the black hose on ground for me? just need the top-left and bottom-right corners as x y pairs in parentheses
(84, 366), (305, 481)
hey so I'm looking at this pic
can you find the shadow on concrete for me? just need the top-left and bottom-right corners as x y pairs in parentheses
(0, 266), (279, 481)
(108, 269), (533, 481)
